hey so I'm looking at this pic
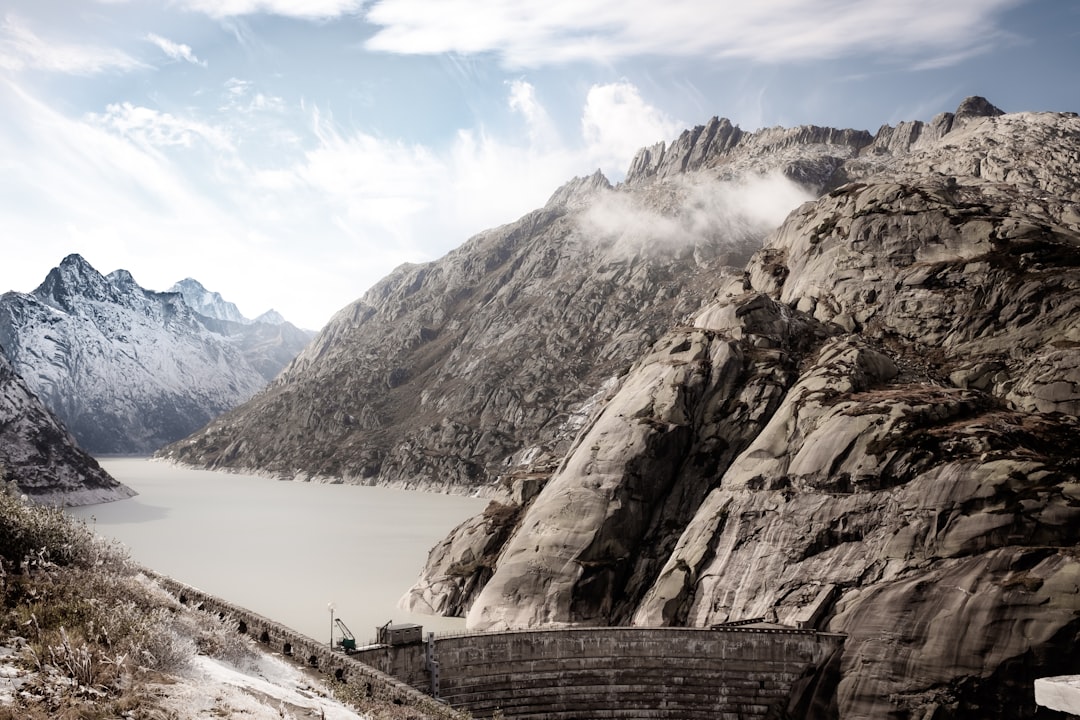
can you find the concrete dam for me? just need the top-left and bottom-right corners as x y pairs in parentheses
(159, 576), (845, 719)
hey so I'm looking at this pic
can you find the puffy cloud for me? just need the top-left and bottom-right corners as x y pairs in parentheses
(579, 172), (814, 258)
(0, 14), (144, 74)
(581, 82), (682, 178)
(364, 0), (1023, 68)
(508, 79), (559, 148)
(146, 33), (206, 67)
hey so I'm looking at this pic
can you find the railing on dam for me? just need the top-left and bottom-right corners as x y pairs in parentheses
(154, 573), (844, 720)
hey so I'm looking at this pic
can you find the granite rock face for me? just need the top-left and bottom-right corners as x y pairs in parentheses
(412, 102), (1080, 718)
(0, 352), (133, 505)
(160, 124), (873, 488)
(160, 96), (1080, 716)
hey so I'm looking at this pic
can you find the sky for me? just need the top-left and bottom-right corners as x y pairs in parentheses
(0, 1), (1077, 330)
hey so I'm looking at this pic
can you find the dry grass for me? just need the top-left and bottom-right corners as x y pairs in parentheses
(0, 481), (257, 718)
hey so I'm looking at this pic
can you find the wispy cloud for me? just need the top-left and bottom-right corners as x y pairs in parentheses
(146, 33), (207, 67)
(88, 102), (234, 152)
(173, 0), (367, 19)
(364, 0), (1024, 68)
(0, 68), (704, 327)
(222, 77), (287, 114)
(0, 14), (144, 74)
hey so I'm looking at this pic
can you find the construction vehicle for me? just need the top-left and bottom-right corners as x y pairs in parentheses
(335, 618), (357, 652)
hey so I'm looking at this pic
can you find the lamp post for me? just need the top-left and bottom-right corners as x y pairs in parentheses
(328, 601), (336, 650)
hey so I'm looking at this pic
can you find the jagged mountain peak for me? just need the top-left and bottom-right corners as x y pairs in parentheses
(169, 277), (250, 324)
(621, 96), (1008, 192)
(254, 308), (286, 325)
(954, 94), (1005, 123)
(106, 268), (138, 290)
(623, 113), (874, 187)
(33, 253), (118, 312)
(545, 169), (612, 208)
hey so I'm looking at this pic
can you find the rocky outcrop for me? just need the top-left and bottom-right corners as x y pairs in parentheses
(0, 255), (310, 454)
(0, 351), (133, 505)
(406, 102), (1080, 718)
(160, 122), (872, 487)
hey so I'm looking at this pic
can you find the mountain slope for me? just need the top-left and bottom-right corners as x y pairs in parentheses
(410, 103), (1080, 719)
(0, 351), (133, 505)
(0, 256), (310, 454)
(160, 125), (880, 488)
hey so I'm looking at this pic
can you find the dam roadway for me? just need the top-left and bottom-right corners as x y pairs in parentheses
(158, 575), (845, 719)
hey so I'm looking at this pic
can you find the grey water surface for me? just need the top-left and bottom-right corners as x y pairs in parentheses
(68, 458), (487, 644)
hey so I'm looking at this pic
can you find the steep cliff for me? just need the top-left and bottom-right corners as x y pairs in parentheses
(408, 103), (1080, 718)
(0, 351), (133, 505)
(160, 122), (877, 489)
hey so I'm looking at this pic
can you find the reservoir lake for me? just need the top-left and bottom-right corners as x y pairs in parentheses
(68, 458), (489, 645)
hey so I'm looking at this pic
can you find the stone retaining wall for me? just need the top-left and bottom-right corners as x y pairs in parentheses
(154, 573), (843, 720)
(152, 574), (464, 719)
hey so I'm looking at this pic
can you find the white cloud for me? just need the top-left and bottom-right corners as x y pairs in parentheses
(296, 111), (447, 245)
(508, 79), (558, 148)
(147, 33), (206, 67)
(0, 71), (684, 329)
(277, 80), (675, 258)
(222, 77), (287, 114)
(174, 0), (367, 19)
(0, 14), (144, 74)
(89, 102), (234, 152)
(0, 78), (339, 328)
(364, 0), (1023, 67)
(579, 172), (814, 259)
(581, 82), (682, 177)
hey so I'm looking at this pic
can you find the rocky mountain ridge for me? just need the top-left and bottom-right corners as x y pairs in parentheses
(169, 277), (292, 327)
(160, 109), (895, 487)
(0, 255), (312, 454)
(158, 96), (1080, 716)
(0, 351), (133, 505)
(402, 101), (1080, 719)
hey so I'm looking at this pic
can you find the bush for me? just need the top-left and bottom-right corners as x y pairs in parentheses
(0, 491), (199, 715)
(0, 483), (126, 573)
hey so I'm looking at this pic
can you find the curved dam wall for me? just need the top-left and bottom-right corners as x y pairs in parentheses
(155, 574), (843, 719)
(354, 626), (845, 720)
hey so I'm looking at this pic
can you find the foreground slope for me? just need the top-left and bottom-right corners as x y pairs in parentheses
(0, 256), (310, 454)
(161, 124), (880, 488)
(0, 352), (133, 505)
(418, 105), (1080, 718)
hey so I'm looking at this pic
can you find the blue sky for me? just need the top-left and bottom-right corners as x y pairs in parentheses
(0, 0), (1077, 329)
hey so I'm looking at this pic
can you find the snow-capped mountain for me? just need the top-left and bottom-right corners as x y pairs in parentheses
(0, 255), (312, 454)
(169, 277), (250, 324)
